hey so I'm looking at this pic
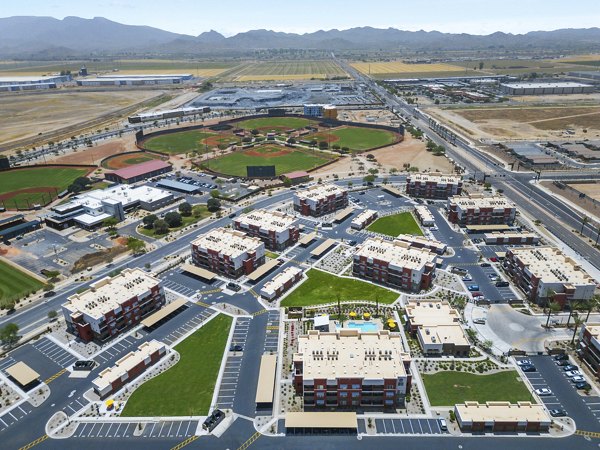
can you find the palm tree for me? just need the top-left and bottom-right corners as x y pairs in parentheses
(586, 295), (600, 322)
(545, 300), (561, 328)
(566, 299), (577, 329)
(571, 314), (584, 345)
(580, 215), (589, 235)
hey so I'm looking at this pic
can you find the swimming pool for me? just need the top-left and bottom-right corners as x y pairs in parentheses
(343, 321), (379, 332)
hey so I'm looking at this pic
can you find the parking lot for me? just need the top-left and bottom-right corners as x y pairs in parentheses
(160, 270), (225, 301)
(94, 335), (140, 365)
(72, 420), (198, 439)
(62, 395), (89, 415)
(32, 338), (78, 369)
(372, 418), (448, 435)
(0, 402), (33, 433)
(215, 318), (250, 410)
(516, 355), (600, 430)
(159, 307), (215, 347)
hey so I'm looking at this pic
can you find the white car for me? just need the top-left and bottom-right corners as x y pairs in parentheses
(438, 418), (447, 431)
(566, 370), (583, 378)
(571, 376), (586, 383)
(462, 275), (473, 281)
(517, 359), (532, 366)
(535, 388), (552, 396)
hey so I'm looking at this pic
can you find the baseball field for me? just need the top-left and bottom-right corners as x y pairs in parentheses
(0, 260), (45, 309)
(143, 130), (219, 154)
(205, 145), (333, 177)
(0, 166), (91, 210)
(101, 152), (163, 170)
(309, 126), (397, 150)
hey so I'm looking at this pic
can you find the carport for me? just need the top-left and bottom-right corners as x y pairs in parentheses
(310, 239), (336, 258)
(465, 224), (512, 233)
(285, 412), (357, 435)
(333, 207), (354, 223)
(247, 259), (280, 283)
(255, 354), (277, 407)
(382, 186), (403, 197)
(6, 362), (40, 390)
(141, 298), (187, 328)
(298, 231), (317, 247)
(181, 264), (216, 282)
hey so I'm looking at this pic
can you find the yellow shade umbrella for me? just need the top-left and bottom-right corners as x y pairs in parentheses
(388, 321), (397, 328)
(349, 312), (357, 318)
(363, 312), (371, 320)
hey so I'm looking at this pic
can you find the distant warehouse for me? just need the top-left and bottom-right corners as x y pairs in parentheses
(77, 73), (192, 86)
(500, 82), (593, 95)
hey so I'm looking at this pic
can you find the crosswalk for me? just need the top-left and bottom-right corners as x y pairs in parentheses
(264, 310), (280, 353)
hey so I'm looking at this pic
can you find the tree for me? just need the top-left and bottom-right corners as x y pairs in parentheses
(164, 212), (182, 228)
(585, 295), (600, 322)
(580, 215), (589, 235)
(126, 236), (147, 255)
(479, 62), (484, 70)
(103, 217), (118, 230)
(207, 198), (221, 212)
(153, 219), (169, 235)
(250, 129), (260, 136)
(287, 137), (296, 144)
(142, 214), (158, 229)
(48, 310), (58, 320)
(178, 202), (192, 217)
(210, 189), (220, 198)
(572, 314), (583, 345)
(67, 176), (92, 194)
(363, 174), (376, 183)
(282, 177), (292, 187)
(318, 141), (329, 150)
(0, 323), (19, 346)
(545, 300), (561, 328)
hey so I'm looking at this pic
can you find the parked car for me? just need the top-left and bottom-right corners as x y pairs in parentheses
(202, 409), (225, 431)
(535, 388), (552, 396)
(467, 285), (480, 292)
(516, 359), (532, 366)
(43, 291), (56, 298)
(229, 345), (243, 352)
(563, 365), (578, 372)
(489, 257), (498, 262)
(521, 364), (536, 372)
(571, 376), (586, 383)
(227, 282), (241, 292)
(548, 409), (567, 418)
(462, 275), (473, 282)
(495, 281), (509, 287)
(480, 262), (491, 267)
(554, 354), (569, 361)
(438, 418), (447, 431)
(565, 370), (583, 378)
(575, 381), (591, 390)
(556, 360), (571, 367)
(473, 318), (486, 325)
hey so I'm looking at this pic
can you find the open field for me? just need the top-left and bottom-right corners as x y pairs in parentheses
(143, 130), (219, 155)
(281, 269), (398, 307)
(569, 183), (600, 202)
(236, 117), (313, 131)
(226, 60), (347, 81)
(351, 61), (468, 77)
(0, 166), (91, 209)
(451, 57), (600, 75)
(205, 145), (333, 177)
(0, 260), (45, 309)
(309, 126), (397, 151)
(121, 314), (232, 417)
(101, 152), (163, 170)
(367, 212), (423, 237)
(0, 90), (161, 145)
(422, 371), (533, 406)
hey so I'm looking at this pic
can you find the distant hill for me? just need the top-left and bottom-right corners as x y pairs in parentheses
(1, 16), (599, 57)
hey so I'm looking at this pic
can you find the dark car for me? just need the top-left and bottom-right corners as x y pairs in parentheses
(348, 240), (357, 246)
(202, 409), (225, 431)
(229, 213), (236, 218)
(359, 191), (366, 195)
(480, 262), (491, 267)
(575, 381), (591, 390)
(563, 365), (577, 372)
(73, 360), (95, 371)
(549, 409), (567, 418)
(554, 354), (569, 361)
(495, 281), (509, 287)
(227, 282), (241, 292)
(556, 360), (571, 367)
(229, 345), (243, 352)
(43, 290), (56, 298)
(521, 364), (536, 372)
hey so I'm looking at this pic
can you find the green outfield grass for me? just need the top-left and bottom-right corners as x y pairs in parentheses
(281, 269), (399, 307)
(423, 371), (534, 406)
(121, 314), (232, 417)
(235, 117), (313, 131)
(367, 212), (423, 236)
(0, 260), (45, 309)
(328, 127), (397, 150)
(0, 167), (90, 209)
(206, 146), (332, 177)
(143, 130), (218, 154)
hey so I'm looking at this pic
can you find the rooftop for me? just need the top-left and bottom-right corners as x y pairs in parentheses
(260, 266), (303, 297)
(293, 329), (409, 381)
(449, 193), (515, 210)
(236, 209), (298, 233)
(192, 227), (263, 258)
(406, 300), (462, 327)
(509, 246), (595, 285)
(396, 234), (447, 252)
(295, 183), (346, 202)
(108, 159), (171, 180)
(583, 323), (600, 339)
(352, 209), (377, 226)
(64, 268), (161, 320)
(408, 173), (462, 184)
(455, 401), (550, 424)
(501, 82), (593, 89)
(354, 238), (437, 271)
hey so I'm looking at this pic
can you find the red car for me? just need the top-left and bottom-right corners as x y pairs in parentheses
(489, 257), (498, 262)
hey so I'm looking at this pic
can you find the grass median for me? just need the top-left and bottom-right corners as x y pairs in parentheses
(121, 314), (232, 417)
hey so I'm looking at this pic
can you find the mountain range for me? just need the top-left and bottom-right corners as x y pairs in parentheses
(1, 16), (600, 57)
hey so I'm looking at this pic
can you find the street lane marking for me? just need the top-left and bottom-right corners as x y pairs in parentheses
(18, 434), (48, 450)
(253, 309), (267, 317)
(238, 431), (261, 450)
(170, 435), (199, 450)
(576, 430), (600, 438)
(44, 368), (67, 384)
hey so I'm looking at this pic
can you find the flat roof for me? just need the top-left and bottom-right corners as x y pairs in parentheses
(310, 238), (337, 257)
(156, 179), (199, 193)
(449, 194), (515, 210)
(255, 354), (278, 404)
(465, 224), (512, 231)
(298, 231), (317, 246)
(0, 75), (65, 82)
(333, 206), (354, 222)
(354, 238), (437, 271)
(192, 228), (263, 259)
(352, 209), (377, 226)
(6, 362), (40, 386)
(109, 160), (171, 180)
(408, 173), (462, 184)
(141, 298), (187, 328)
(260, 266), (303, 297)
(285, 412), (357, 429)
(55, 185), (173, 213)
(247, 258), (281, 282)
(396, 234), (447, 252)
(181, 263), (216, 281)
(236, 209), (298, 233)
(295, 183), (346, 202)
(501, 82), (592, 89)
(455, 401), (551, 424)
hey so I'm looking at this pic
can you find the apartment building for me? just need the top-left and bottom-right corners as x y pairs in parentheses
(503, 246), (596, 307)
(414, 205), (435, 227)
(191, 227), (265, 279)
(92, 340), (167, 398)
(353, 238), (437, 292)
(234, 209), (300, 251)
(578, 323), (600, 378)
(293, 329), (412, 409)
(455, 401), (551, 433)
(351, 209), (378, 230)
(293, 184), (348, 217)
(396, 234), (447, 255)
(405, 300), (470, 356)
(483, 232), (539, 245)
(447, 194), (516, 226)
(62, 269), (165, 343)
(406, 173), (462, 199)
(260, 266), (303, 301)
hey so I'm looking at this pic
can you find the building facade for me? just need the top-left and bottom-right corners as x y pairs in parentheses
(503, 246), (596, 307)
(483, 232), (539, 245)
(578, 323), (600, 378)
(406, 173), (463, 199)
(293, 330), (412, 410)
(191, 228), (265, 279)
(234, 209), (300, 251)
(293, 184), (348, 217)
(447, 194), (516, 226)
(414, 205), (435, 227)
(353, 238), (437, 292)
(351, 210), (378, 230)
(455, 401), (551, 433)
(260, 266), (303, 300)
(62, 269), (165, 343)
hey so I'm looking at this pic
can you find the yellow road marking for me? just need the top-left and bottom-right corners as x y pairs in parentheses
(576, 430), (600, 438)
(196, 300), (211, 308)
(44, 368), (67, 384)
(170, 435), (200, 450)
(266, 325), (280, 330)
(252, 309), (267, 317)
(238, 431), (261, 450)
(19, 434), (49, 450)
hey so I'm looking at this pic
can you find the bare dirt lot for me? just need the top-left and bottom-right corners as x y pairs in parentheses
(569, 183), (600, 202)
(49, 137), (136, 166)
(542, 181), (600, 221)
(0, 90), (163, 145)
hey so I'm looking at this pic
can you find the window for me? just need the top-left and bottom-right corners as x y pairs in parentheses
(316, 400), (325, 405)
(351, 392), (360, 398)
(316, 384), (324, 390)
(316, 392), (325, 398)
(385, 391), (394, 397)
(339, 384), (348, 389)
(385, 399), (394, 405)
(352, 384), (360, 389)
(340, 392), (348, 397)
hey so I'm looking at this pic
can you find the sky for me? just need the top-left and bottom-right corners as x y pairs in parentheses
(3, 0), (600, 36)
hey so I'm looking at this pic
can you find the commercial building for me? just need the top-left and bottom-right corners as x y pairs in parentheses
(578, 323), (600, 378)
(395, 234), (447, 255)
(0, 83), (56, 92)
(405, 300), (470, 356)
(45, 185), (174, 230)
(0, 75), (70, 86)
(281, 171), (311, 185)
(293, 184), (348, 217)
(406, 173), (463, 199)
(500, 82), (593, 95)
(105, 159), (172, 184)
(77, 74), (192, 86)
(303, 104), (337, 118)
(447, 194), (516, 226)
(293, 329), (412, 409)
(503, 246), (596, 307)
(0, 215), (41, 241)
(260, 266), (303, 300)
(191, 228), (265, 279)
(62, 268), (165, 343)
(454, 401), (551, 433)
(483, 232), (539, 245)
(351, 209), (378, 230)
(414, 205), (435, 227)
(234, 209), (300, 251)
(353, 238), (437, 292)
(92, 340), (167, 398)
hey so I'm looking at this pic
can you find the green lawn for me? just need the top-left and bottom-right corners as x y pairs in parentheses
(422, 371), (534, 406)
(281, 269), (398, 307)
(367, 212), (423, 237)
(138, 207), (212, 238)
(121, 314), (232, 416)
(236, 117), (313, 131)
(206, 148), (331, 177)
(0, 167), (89, 209)
(0, 260), (45, 309)
(143, 130), (218, 154)
(329, 127), (396, 150)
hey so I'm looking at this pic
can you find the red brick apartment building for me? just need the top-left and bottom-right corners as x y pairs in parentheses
(447, 194), (516, 226)
(293, 183), (348, 217)
(234, 209), (299, 251)
(579, 323), (600, 378)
